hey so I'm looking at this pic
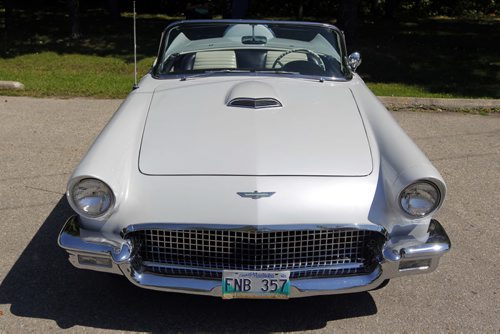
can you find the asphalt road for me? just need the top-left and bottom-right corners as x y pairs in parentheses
(0, 96), (499, 333)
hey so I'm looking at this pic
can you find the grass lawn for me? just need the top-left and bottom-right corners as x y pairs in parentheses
(0, 10), (499, 99)
(0, 52), (154, 98)
(366, 83), (459, 98)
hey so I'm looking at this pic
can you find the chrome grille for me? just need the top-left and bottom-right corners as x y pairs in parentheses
(129, 228), (383, 280)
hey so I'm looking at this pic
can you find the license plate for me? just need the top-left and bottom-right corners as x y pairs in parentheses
(222, 270), (291, 299)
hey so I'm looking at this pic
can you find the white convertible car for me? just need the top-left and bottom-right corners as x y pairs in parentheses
(59, 20), (450, 299)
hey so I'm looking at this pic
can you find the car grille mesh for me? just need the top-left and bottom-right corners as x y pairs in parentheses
(129, 228), (383, 280)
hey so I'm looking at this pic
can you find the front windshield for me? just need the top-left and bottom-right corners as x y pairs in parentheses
(154, 21), (349, 79)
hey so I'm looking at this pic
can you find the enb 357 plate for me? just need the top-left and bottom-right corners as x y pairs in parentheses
(222, 270), (291, 299)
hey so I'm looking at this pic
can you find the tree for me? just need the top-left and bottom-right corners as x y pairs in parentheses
(297, 2), (304, 20)
(4, 0), (13, 34)
(385, 0), (400, 20)
(67, 0), (80, 39)
(229, 0), (250, 19)
(107, 0), (121, 22)
(338, 0), (361, 47)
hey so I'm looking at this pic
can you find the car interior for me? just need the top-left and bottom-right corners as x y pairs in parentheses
(167, 49), (342, 77)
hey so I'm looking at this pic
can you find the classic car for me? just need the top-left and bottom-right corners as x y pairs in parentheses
(58, 20), (450, 299)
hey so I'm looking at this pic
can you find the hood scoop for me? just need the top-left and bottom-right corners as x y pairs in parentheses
(226, 81), (282, 109)
(228, 97), (282, 109)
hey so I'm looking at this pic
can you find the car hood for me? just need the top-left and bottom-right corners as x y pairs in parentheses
(139, 78), (372, 176)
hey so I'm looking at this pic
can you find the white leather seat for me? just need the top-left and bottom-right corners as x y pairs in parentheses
(193, 51), (237, 70)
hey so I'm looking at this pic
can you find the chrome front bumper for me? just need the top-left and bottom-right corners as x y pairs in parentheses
(58, 216), (450, 298)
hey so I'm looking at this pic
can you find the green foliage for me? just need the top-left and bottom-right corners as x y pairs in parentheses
(1, 0), (496, 19)
(360, 0), (497, 20)
(0, 3), (498, 98)
(367, 83), (457, 98)
(355, 17), (500, 99)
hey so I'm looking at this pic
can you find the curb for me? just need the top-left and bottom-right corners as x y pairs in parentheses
(378, 96), (500, 109)
(0, 81), (25, 90)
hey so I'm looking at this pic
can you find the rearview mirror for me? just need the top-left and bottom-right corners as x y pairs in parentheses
(242, 35), (267, 45)
(348, 52), (362, 72)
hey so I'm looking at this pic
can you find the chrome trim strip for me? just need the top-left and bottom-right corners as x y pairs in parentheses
(163, 19), (344, 36)
(122, 222), (387, 237)
(398, 265), (430, 272)
(402, 244), (450, 258)
(142, 261), (365, 273)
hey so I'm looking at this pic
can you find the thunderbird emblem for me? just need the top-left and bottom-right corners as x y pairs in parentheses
(237, 191), (275, 199)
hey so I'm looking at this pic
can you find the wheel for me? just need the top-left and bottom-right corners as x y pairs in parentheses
(272, 48), (325, 71)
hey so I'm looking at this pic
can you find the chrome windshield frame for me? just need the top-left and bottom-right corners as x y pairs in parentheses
(152, 19), (352, 81)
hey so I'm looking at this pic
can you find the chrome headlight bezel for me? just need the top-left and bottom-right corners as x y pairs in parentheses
(68, 178), (115, 219)
(399, 180), (441, 218)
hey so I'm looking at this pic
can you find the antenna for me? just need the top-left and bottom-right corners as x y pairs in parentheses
(133, 0), (139, 90)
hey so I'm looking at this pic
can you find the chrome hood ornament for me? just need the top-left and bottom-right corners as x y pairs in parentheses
(237, 191), (275, 199)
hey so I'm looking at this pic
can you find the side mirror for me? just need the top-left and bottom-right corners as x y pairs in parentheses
(348, 52), (362, 72)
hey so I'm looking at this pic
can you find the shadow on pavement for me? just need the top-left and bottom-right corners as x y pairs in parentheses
(0, 197), (378, 332)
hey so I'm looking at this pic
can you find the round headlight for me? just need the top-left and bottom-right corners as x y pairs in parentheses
(70, 178), (114, 218)
(399, 181), (441, 217)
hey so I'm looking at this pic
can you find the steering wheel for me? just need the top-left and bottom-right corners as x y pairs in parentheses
(272, 48), (325, 71)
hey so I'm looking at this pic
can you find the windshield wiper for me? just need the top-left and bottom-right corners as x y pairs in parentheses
(177, 69), (331, 82)
(180, 69), (252, 81)
(254, 70), (300, 75)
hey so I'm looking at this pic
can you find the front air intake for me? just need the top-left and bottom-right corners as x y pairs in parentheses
(228, 97), (282, 109)
(128, 227), (385, 280)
